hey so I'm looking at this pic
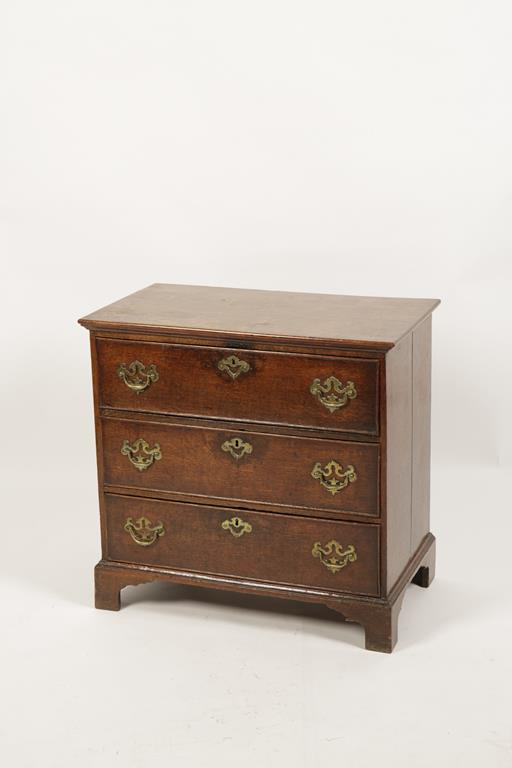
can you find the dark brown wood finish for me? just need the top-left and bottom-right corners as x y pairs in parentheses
(89, 334), (109, 554)
(105, 495), (380, 596)
(101, 416), (379, 518)
(411, 317), (433, 553)
(94, 533), (436, 653)
(384, 316), (435, 592)
(80, 284), (439, 652)
(384, 334), (413, 590)
(96, 338), (379, 434)
(79, 283), (439, 350)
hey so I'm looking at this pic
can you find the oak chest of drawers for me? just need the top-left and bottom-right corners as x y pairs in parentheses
(79, 283), (439, 652)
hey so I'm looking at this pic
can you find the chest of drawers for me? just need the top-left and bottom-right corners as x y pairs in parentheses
(79, 283), (439, 652)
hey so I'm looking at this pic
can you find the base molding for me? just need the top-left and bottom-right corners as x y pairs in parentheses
(95, 533), (435, 653)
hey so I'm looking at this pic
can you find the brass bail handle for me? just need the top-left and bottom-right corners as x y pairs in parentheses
(118, 360), (159, 393)
(311, 460), (357, 495)
(310, 376), (357, 412)
(124, 516), (165, 546)
(121, 438), (162, 471)
(312, 540), (357, 573)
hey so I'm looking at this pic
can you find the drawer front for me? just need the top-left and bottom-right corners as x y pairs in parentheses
(102, 417), (379, 518)
(97, 339), (379, 435)
(105, 495), (380, 596)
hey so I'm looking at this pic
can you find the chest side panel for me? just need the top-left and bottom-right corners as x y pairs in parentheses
(385, 334), (413, 592)
(411, 317), (433, 553)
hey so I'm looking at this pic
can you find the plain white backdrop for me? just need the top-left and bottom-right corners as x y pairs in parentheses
(1, 2), (511, 766)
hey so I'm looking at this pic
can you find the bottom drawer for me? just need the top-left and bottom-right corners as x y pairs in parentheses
(105, 495), (380, 597)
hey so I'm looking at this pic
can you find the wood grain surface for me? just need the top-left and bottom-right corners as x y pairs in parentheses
(102, 416), (379, 518)
(79, 283), (440, 349)
(81, 284), (439, 652)
(97, 337), (379, 434)
(104, 494), (381, 597)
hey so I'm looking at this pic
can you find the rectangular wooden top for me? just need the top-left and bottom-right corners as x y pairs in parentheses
(78, 283), (440, 350)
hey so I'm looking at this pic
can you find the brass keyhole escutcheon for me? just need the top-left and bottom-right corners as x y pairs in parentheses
(221, 516), (253, 538)
(217, 355), (251, 380)
(221, 437), (253, 461)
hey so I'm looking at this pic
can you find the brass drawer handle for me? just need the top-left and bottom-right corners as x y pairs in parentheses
(118, 360), (159, 393)
(121, 438), (162, 471)
(221, 437), (253, 460)
(312, 540), (357, 573)
(217, 354), (251, 380)
(311, 460), (357, 495)
(125, 516), (165, 546)
(221, 516), (253, 538)
(310, 376), (357, 412)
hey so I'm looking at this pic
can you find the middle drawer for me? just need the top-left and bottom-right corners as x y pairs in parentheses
(102, 417), (379, 519)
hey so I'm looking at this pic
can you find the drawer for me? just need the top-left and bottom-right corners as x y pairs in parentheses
(105, 494), (380, 596)
(96, 339), (379, 435)
(102, 417), (380, 518)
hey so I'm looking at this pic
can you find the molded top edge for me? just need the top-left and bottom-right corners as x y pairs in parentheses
(78, 283), (440, 349)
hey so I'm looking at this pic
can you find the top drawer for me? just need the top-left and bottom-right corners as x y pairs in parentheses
(96, 339), (379, 435)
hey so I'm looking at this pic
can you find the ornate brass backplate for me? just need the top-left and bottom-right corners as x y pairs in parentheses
(121, 438), (162, 471)
(118, 360), (159, 393)
(311, 460), (357, 495)
(217, 354), (251, 380)
(310, 376), (357, 413)
(221, 516), (253, 537)
(124, 516), (165, 546)
(221, 437), (253, 460)
(312, 540), (357, 573)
